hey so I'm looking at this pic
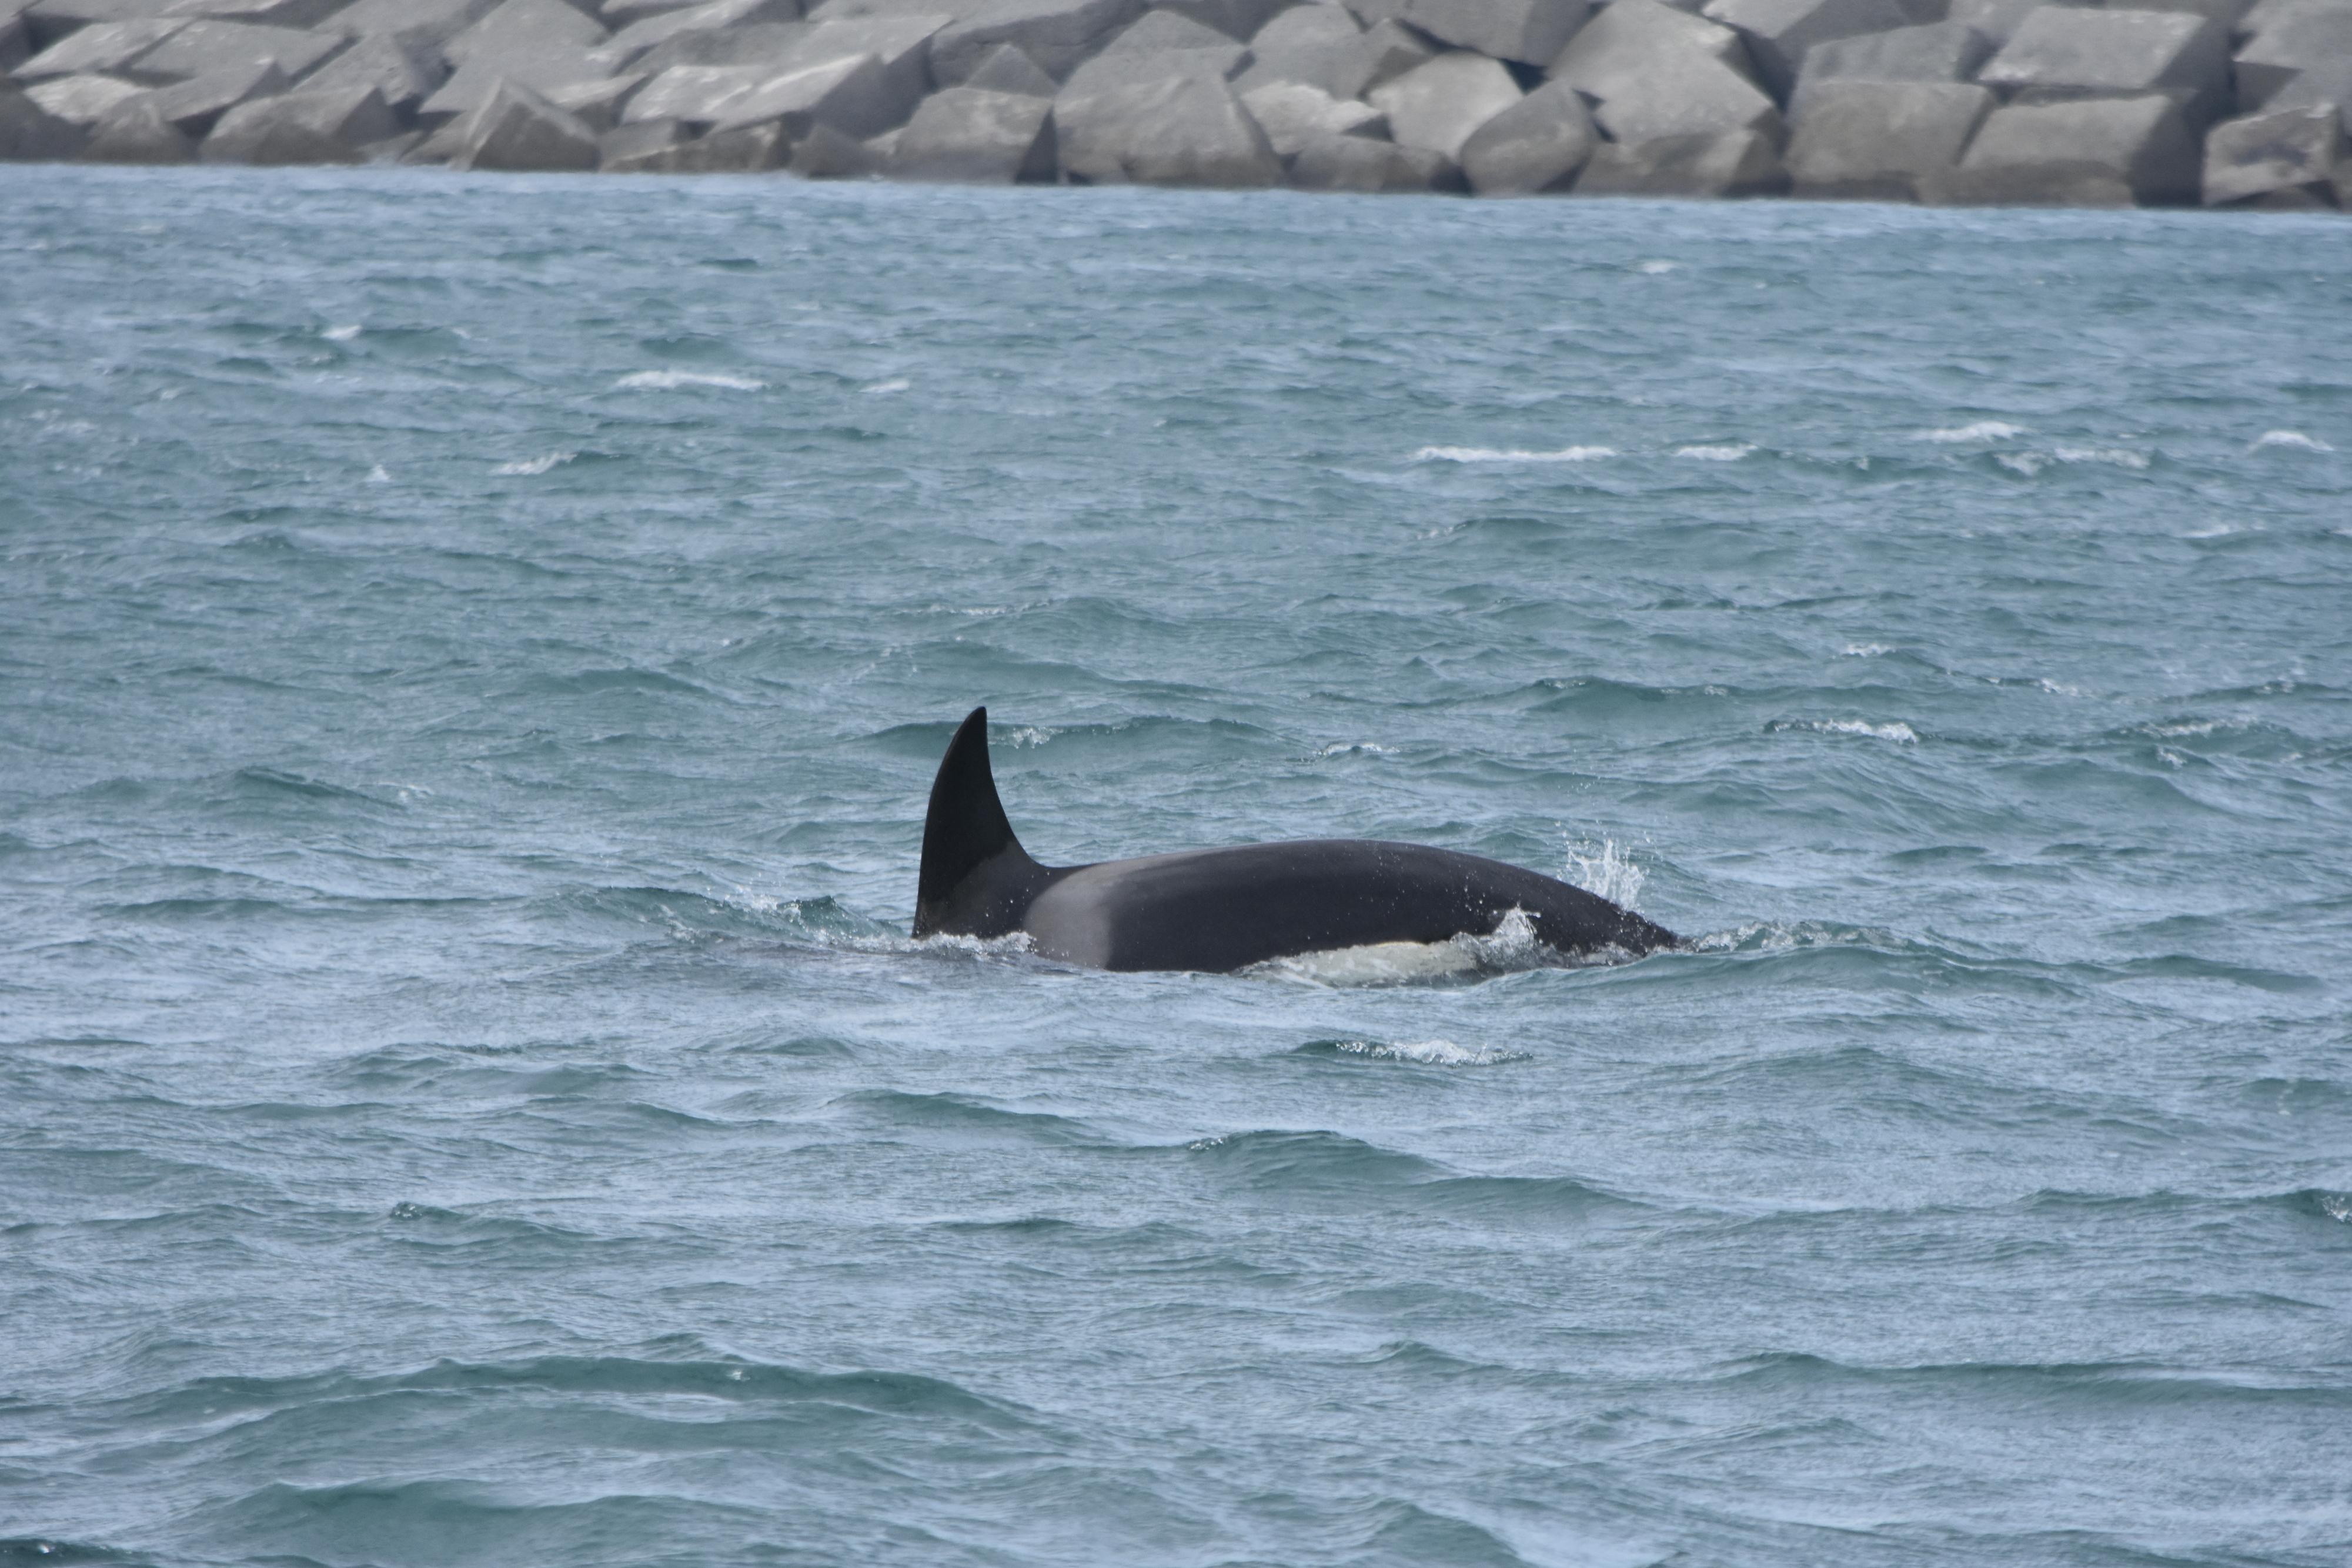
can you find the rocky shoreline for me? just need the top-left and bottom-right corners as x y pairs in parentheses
(2, 0), (2346, 208)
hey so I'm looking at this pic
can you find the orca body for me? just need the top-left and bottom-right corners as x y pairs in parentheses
(912, 707), (1679, 973)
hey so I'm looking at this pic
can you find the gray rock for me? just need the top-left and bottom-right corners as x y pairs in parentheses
(1786, 76), (1989, 196)
(1456, 73), (1592, 189)
(2201, 101), (2344, 202)
(1368, 48), (1518, 158)
(629, 18), (806, 69)
(1056, 66), (1279, 180)
(1700, 0), (1910, 98)
(1586, 48), (1782, 144)
(955, 38), (1053, 88)
(122, 54), (284, 131)
(930, 0), (1145, 82)
(1101, 5), (1238, 49)
(1230, 2), (1358, 93)
(2261, 61), (2352, 133)
(597, 109), (686, 162)
(420, 42), (613, 114)
(714, 48), (910, 133)
(888, 79), (1054, 173)
(666, 115), (793, 162)
(127, 19), (343, 81)
(201, 79), (395, 158)
(622, 58), (766, 118)
(2, 12), (29, 73)
(1792, 19), (1989, 104)
(1152, 0), (1286, 42)
(11, 16), (183, 80)
(1057, 35), (1242, 95)
(0, 76), (88, 151)
(81, 80), (188, 151)
(2234, 5), (2352, 104)
(1931, 91), (2197, 202)
(24, 69), (146, 118)
(1980, 6), (2229, 125)
(546, 68), (644, 125)
(1333, 16), (1433, 93)
(298, 32), (445, 117)
(1399, 0), (1589, 65)
(2112, 0), (2250, 29)
(1547, 0), (1751, 91)
(763, 11), (946, 109)
(22, 0), (178, 53)
(790, 116), (890, 170)
(1287, 126), (1459, 185)
(602, 0), (714, 24)
(2236, 0), (2351, 40)
(1574, 126), (1786, 192)
(322, 0), (502, 52)
(1239, 76), (1383, 152)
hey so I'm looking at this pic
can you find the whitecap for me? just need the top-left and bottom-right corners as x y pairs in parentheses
(1559, 840), (1645, 910)
(322, 323), (362, 342)
(1673, 442), (1756, 461)
(365, 464), (391, 484)
(1996, 452), (2047, 476)
(1251, 939), (1486, 987)
(1412, 445), (1616, 463)
(1779, 718), (1918, 743)
(1916, 420), (2027, 443)
(2251, 430), (2332, 453)
(1636, 259), (1677, 275)
(2183, 522), (2236, 539)
(861, 377), (911, 395)
(1329, 1038), (1528, 1066)
(613, 370), (767, 391)
(1317, 741), (1396, 757)
(1841, 643), (1893, 657)
(493, 452), (574, 476)
(2053, 446), (2149, 469)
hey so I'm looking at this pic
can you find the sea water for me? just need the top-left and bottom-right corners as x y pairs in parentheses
(3, 166), (2349, 1567)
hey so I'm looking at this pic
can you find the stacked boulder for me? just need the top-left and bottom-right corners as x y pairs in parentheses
(1, 0), (2346, 208)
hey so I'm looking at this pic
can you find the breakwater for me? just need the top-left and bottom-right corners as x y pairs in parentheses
(1, 0), (2346, 207)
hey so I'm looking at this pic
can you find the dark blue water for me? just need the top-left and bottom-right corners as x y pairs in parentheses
(4, 165), (2350, 1567)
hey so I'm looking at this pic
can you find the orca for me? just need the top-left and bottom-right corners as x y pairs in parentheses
(911, 707), (1679, 973)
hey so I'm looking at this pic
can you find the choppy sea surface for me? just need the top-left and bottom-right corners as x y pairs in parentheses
(4, 165), (2350, 1567)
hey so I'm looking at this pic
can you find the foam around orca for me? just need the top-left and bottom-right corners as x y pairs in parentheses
(911, 707), (1679, 972)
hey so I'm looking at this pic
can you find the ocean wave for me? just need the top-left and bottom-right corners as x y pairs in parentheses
(491, 451), (573, 476)
(2250, 430), (2332, 453)
(1294, 1037), (1529, 1066)
(1766, 717), (1918, 743)
(1672, 442), (1756, 461)
(1915, 420), (2027, 442)
(1411, 444), (1615, 463)
(612, 370), (767, 390)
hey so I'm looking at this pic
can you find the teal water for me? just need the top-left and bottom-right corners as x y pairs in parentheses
(4, 166), (2350, 1567)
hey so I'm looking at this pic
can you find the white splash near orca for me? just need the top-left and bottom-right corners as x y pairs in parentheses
(912, 707), (1679, 973)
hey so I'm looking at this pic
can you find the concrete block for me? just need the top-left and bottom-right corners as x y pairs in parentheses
(123, 54), (284, 130)
(1399, 0), (1589, 65)
(2235, 5), (2352, 103)
(1056, 66), (1279, 180)
(1, 13), (28, 73)
(12, 16), (182, 80)
(1980, 7), (2228, 122)
(596, 0), (796, 66)
(1786, 76), (1988, 195)
(444, 0), (609, 69)
(1240, 76), (1383, 152)
(2236, 0), (2352, 41)
(448, 73), (600, 163)
(1574, 125), (1787, 192)
(596, 107), (684, 159)
(127, 18), (343, 81)
(623, 59), (765, 117)
(1457, 73), (1592, 188)
(1101, 5), (1238, 49)
(322, 0), (501, 52)
(201, 79), (395, 157)
(2261, 62), (2352, 133)
(768, 12), (946, 109)
(419, 44), (612, 114)
(930, 0), (1145, 81)
(1933, 91), (2196, 201)
(2201, 101), (2344, 201)
(24, 69), (146, 118)
(888, 79), (1053, 173)
(1230, 1), (1358, 92)
(629, 18), (806, 69)
(1591, 46), (1782, 142)
(2113, 0), (2250, 29)
(1287, 126), (1459, 185)
(1156, 0), (1288, 42)
(787, 116), (886, 170)
(82, 79), (188, 149)
(23, 0), (179, 53)
(661, 114), (793, 161)
(546, 68), (643, 123)
(714, 48), (908, 133)
(0, 77), (88, 151)
(1368, 48), (1518, 158)
(297, 32), (445, 116)
(1700, 0), (1910, 98)
(1057, 34), (1242, 95)
(1334, 16), (1433, 92)
(1942, 0), (2084, 43)
(956, 38), (1053, 88)
(159, 0), (352, 24)
(603, 0), (713, 24)
(1792, 19), (1989, 103)
(1547, 0), (1750, 93)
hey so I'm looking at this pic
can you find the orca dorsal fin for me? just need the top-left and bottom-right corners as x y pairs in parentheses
(914, 706), (1047, 938)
